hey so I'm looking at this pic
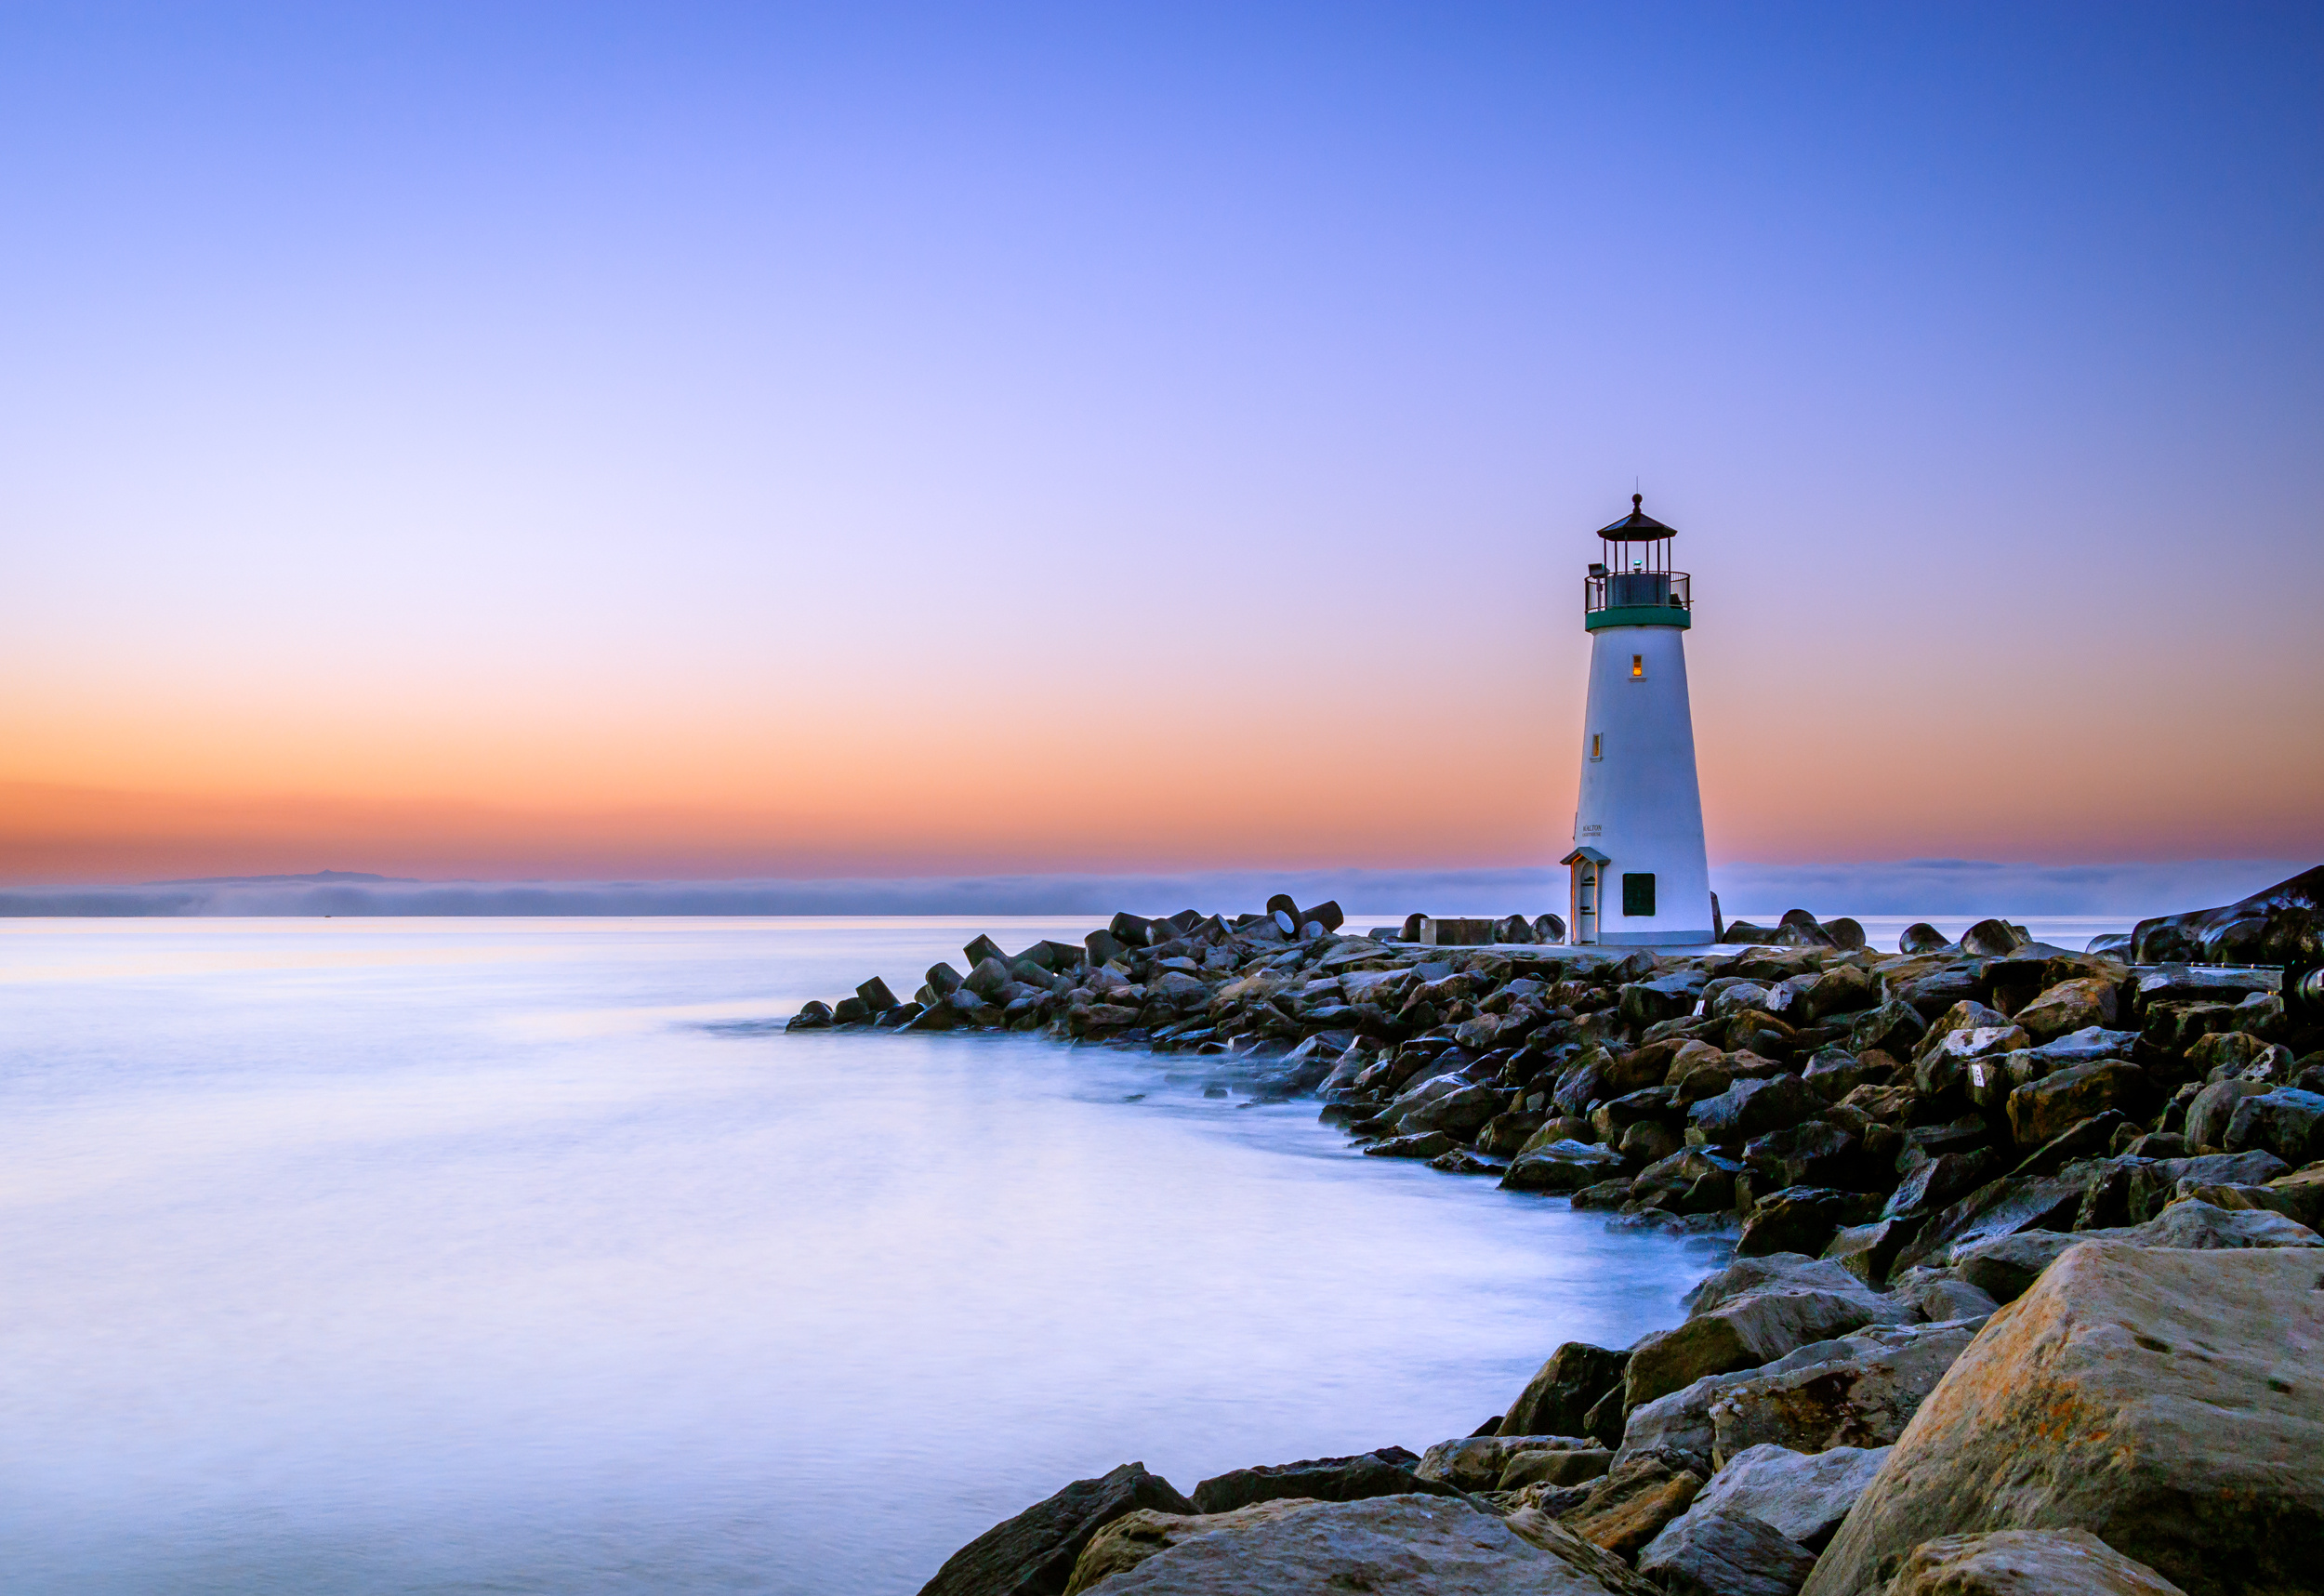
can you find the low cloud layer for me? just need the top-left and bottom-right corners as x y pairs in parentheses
(0, 859), (2305, 920)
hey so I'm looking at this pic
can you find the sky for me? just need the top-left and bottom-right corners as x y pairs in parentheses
(2, 2), (2319, 904)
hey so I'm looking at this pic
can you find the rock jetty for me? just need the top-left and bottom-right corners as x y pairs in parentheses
(787, 871), (2324, 1594)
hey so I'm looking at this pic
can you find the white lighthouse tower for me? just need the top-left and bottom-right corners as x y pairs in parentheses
(1562, 495), (1714, 946)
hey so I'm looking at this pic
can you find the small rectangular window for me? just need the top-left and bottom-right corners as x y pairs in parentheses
(1589, 733), (1602, 759)
(1631, 654), (1644, 679)
(1622, 873), (1657, 917)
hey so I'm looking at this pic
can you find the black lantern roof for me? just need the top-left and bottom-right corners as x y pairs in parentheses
(1597, 494), (1676, 541)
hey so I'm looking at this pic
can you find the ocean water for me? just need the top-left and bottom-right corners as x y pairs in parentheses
(0, 917), (1745, 1596)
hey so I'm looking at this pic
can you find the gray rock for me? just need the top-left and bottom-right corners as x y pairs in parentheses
(1706, 1319), (1979, 1464)
(1688, 1076), (1827, 1146)
(1636, 1507), (1818, 1596)
(1624, 1255), (1895, 1410)
(1736, 1188), (1874, 1259)
(1189, 1448), (1452, 1514)
(1500, 1446), (1615, 1490)
(1092, 1494), (1637, 1594)
(1417, 1434), (1601, 1493)
(1505, 1343), (1631, 1440)
(918, 1460), (1195, 1596)
(2223, 1088), (2324, 1165)
(2185, 1077), (2275, 1150)
(2006, 1061), (2149, 1148)
(1888, 1529), (2190, 1595)
(1684, 1443), (1888, 1550)
(1559, 1450), (1706, 1558)
(1366, 1131), (1460, 1160)
(2131, 1197), (2321, 1250)
(1501, 1140), (1628, 1193)
(1894, 1273), (2000, 1324)
(1801, 1244), (2324, 1596)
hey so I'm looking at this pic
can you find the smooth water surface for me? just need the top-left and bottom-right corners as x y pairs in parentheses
(0, 917), (1732, 1595)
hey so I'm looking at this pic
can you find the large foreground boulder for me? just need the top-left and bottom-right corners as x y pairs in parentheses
(1088, 1493), (1643, 1593)
(920, 1461), (1195, 1596)
(1890, 1529), (2189, 1595)
(1801, 1243), (2324, 1596)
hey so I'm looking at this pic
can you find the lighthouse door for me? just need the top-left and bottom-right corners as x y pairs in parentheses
(1562, 847), (1610, 946)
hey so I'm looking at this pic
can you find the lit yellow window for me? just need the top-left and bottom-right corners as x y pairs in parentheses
(1631, 654), (1644, 679)
(1590, 733), (1602, 758)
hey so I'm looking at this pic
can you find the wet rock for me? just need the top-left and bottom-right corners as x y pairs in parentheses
(1736, 1188), (1877, 1258)
(1893, 1273), (2000, 1324)
(2223, 1088), (2324, 1165)
(1898, 923), (1950, 955)
(1883, 1149), (1997, 1220)
(1958, 918), (2027, 957)
(1625, 1148), (1742, 1215)
(1063, 1499), (1315, 1594)
(1398, 1081), (1509, 1138)
(1802, 1047), (1893, 1100)
(1688, 1076), (1826, 1146)
(1188, 1447), (1448, 1514)
(1500, 1446), (1616, 1491)
(2012, 975), (2121, 1041)
(1802, 1244), (2324, 1596)
(1622, 975), (1703, 1030)
(2185, 1077), (2274, 1149)
(1365, 1131), (1459, 1160)
(1707, 1318), (1979, 1464)
(786, 1000), (835, 1031)
(1593, 1085), (1680, 1142)
(2135, 1197), (2321, 1250)
(1636, 1507), (1817, 1596)
(2128, 864), (2324, 967)
(1418, 1434), (1604, 1493)
(1742, 1117), (1888, 1194)
(2006, 1061), (2149, 1148)
(1888, 1529), (2190, 1596)
(1820, 1217), (1925, 1289)
(1505, 1343), (1632, 1439)
(1561, 1451), (1706, 1557)
(1794, 963), (1875, 1023)
(1501, 1140), (1628, 1193)
(1685, 1443), (1888, 1551)
(918, 1460), (1195, 1596)
(1096, 1492), (1638, 1594)
(1623, 1256), (1892, 1409)
(855, 975), (899, 1013)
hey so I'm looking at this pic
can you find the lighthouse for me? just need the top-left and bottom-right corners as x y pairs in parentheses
(1562, 495), (1714, 946)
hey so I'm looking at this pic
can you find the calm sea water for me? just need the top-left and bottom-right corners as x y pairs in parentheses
(0, 917), (1769, 1596)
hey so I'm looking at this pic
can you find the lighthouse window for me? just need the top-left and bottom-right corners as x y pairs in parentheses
(1590, 733), (1602, 759)
(1622, 873), (1657, 917)
(1631, 654), (1645, 679)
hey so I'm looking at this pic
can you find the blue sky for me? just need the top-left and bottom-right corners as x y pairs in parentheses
(2, 2), (2318, 893)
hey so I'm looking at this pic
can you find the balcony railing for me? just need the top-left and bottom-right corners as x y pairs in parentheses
(1584, 569), (1690, 614)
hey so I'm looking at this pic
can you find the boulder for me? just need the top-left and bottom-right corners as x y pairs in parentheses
(1884, 1150), (1998, 1220)
(1505, 1343), (1632, 1440)
(1500, 1447), (1615, 1491)
(1959, 918), (2027, 957)
(1899, 922), (1950, 955)
(1636, 1508), (1818, 1596)
(1741, 1118), (1885, 1194)
(2127, 863), (2324, 967)
(1916, 1000), (2017, 1056)
(2006, 1061), (2149, 1148)
(2133, 1197), (2321, 1251)
(2009, 975), (2119, 1041)
(2223, 1088), (2324, 1165)
(1623, 1256), (1892, 1409)
(1797, 964), (1876, 1023)
(1689, 1076), (1827, 1146)
(786, 1000), (834, 1030)
(1736, 1188), (1876, 1259)
(1916, 1022), (2034, 1101)
(1366, 1131), (1460, 1160)
(1089, 1494), (1642, 1595)
(1399, 1081), (1510, 1138)
(1625, 1148), (1743, 1215)
(1888, 1529), (2189, 1596)
(1189, 1447), (1452, 1514)
(1706, 1319), (1981, 1464)
(1821, 1217), (1925, 1290)
(1416, 1434), (1603, 1493)
(1063, 1499), (1316, 1594)
(1684, 1443), (1888, 1550)
(918, 1461), (1195, 1596)
(1850, 998), (1924, 1059)
(2185, 1078), (2274, 1150)
(1621, 976), (1703, 1030)
(1561, 1451), (1706, 1557)
(1502, 1141), (1628, 1193)
(1800, 1244), (2324, 1596)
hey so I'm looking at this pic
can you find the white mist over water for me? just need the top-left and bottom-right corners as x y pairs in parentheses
(0, 917), (1738, 1595)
